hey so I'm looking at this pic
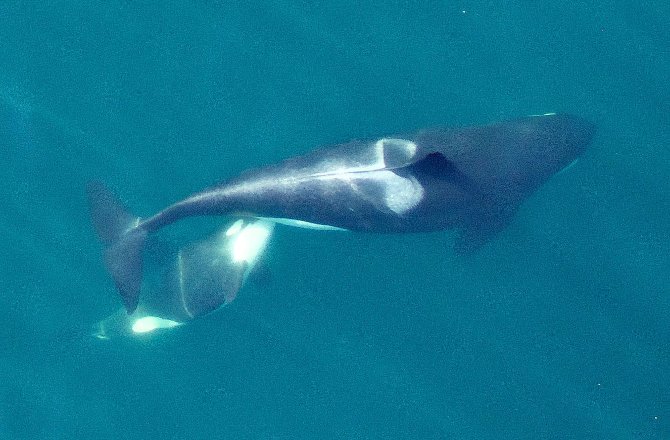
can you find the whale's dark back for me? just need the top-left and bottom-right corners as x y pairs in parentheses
(414, 114), (594, 207)
(207, 113), (595, 239)
(409, 113), (595, 251)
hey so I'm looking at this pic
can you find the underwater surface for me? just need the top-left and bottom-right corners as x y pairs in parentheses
(0, 1), (668, 438)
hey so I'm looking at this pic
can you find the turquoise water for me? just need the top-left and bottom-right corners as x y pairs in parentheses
(1, 2), (668, 438)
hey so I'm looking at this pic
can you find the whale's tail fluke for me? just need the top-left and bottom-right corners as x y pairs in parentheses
(87, 181), (146, 314)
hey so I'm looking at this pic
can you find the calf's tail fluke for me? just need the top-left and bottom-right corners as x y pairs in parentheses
(86, 181), (146, 314)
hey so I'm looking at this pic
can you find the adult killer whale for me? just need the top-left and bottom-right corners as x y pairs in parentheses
(88, 113), (595, 313)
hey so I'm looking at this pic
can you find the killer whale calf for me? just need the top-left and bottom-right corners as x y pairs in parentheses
(88, 113), (595, 314)
(93, 218), (274, 339)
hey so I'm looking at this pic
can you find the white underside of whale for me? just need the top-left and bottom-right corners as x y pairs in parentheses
(261, 217), (348, 231)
